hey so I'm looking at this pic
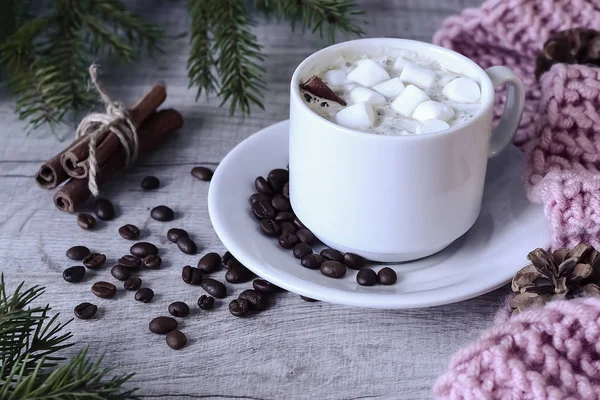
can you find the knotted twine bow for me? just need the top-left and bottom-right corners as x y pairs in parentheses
(76, 65), (139, 196)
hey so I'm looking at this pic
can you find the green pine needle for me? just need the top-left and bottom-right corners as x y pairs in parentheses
(187, 0), (218, 100)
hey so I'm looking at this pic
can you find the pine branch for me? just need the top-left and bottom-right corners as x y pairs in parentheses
(187, 0), (218, 100)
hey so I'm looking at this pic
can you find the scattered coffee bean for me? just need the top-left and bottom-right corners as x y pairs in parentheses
(83, 253), (106, 270)
(135, 288), (154, 303)
(252, 200), (276, 220)
(141, 176), (160, 190)
(118, 224), (140, 240)
(293, 242), (312, 259)
(130, 242), (158, 258)
(111, 264), (131, 281)
(271, 195), (291, 211)
(74, 302), (97, 319)
(124, 277), (142, 291)
(229, 298), (250, 317)
(300, 295), (318, 302)
(320, 260), (346, 278)
(225, 265), (254, 283)
(197, 295), (215, 310)
(255, 176), (273, 194)
(253, 279), (281, 293)
(282, 182), (289, 199)
(296, 229), (316, 244)
(275, 211), (294, 221)
(168, 301), (190, 317)
(238, 289), (268, 311)
(93, 198), (115, 220)
(356, 268), (377, 286)
(62, 266), (85, 283)
(167, 228), (188, 243)
(344, 253), (366, 270)
(250, 192), (271, 204)
(143, 254), (162, 269)
(191, 166), (213, 181)
(166, 330), (187, 350)
(77, 213), (96, 230)
(149, 316), (178, 334)
(377, 267), (397, 285)
(260, 219), (281, 237)
(91, 281), (116, 299)
(293, 216), (306, 229)
(181, 265), (203, 285)
(321, 248), (344, 262)
(66, 245), (90, 261)
(221, 251), (233, 267)
(177, 237), (197, 255)
(200, 278), (227, 298)
(118, 255), (141, 270)
(151, 205), (174, 222)
(197, 252), (221, 273)
(278, 233), (299, 249)
(301, 254), (325, 269)
(279, 221), (297, 235)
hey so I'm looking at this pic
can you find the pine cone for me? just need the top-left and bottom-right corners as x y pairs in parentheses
(535, 28), (600, 79)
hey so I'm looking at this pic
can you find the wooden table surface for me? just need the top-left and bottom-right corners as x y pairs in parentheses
(0, 1), (504, 399)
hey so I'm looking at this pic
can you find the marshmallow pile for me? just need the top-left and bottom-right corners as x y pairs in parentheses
(327, 57), (481, 134)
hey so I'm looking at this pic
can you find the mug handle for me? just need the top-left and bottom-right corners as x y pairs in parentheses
(485, 66), (526, 158)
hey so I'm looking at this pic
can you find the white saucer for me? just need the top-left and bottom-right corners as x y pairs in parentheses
(208, 120), (549, 309)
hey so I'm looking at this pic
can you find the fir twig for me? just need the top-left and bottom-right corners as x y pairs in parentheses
(187, 0), (218, 100)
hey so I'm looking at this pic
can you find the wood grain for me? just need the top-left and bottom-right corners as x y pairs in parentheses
(0, 1), (495, 398)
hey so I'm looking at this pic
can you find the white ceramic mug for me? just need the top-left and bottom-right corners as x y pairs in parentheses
(288, 38), (525, 262)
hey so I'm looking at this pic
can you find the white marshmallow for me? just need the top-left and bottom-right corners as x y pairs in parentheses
(324, 69), (348, 86)
(400, 62), (436, 89)
(335, 102), (376, 130)
(412, 101), (455, 122)
(417, 119), (450, 134)
(372, 78), (405, 98)
(350, 87), (386, 105)
(442, 77), (481, 103)
(347, 59), (390, 87)
(391, 85), (430, 118)
(392, 57), (409, 72)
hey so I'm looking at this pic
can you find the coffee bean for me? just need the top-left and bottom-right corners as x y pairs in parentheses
(282, 182), (289, 199)
(268, 168), (289, 184)
(200, 278), (227, 298)
(74, 302), (97, 319)
(66, 245), (90, 261)
(250, 192), (271, 204)
(293, 242), (312, 259)
(168, 301), (190, 317)
(181, 265), (203, 285)
(130, 242), (158, 257)
(93, 198), (115, 220)
(344, 253), (365, 270)
(225, 265), (254, 283)
(260, 219), (280, 237)
(275, 211), (294, 222)
(279, 221), (297, 235)
(191, 166), (213, 181)
(377, 267), (397, 285)
(197, 252), (221, 273)
(268, 177), (285, 194)
(271, 195), (291, 211)
(177, 237), (197, 255)
(221, 251), (233, 266)
(151, 205), (174, 222)
(278, 233), (299, 249)
(111, 264), (131, 281)
(143, 254), (162, 269)
(167, 228), (188, 243)
(238, 289), (268, 311)
(91, 281), (116, 299)
(320, 260), (346, 278)
(63, 266), (85, 283)
(83, 253), (106, 270)
(77, 213), (96, 230)
(229, 298), (250, 317)
(300, 295), (318, 302)
(166, 330), (187, 350)
(321, 248), (344, 262)
(118, 255), (141, 270)
(301, 254), (325, 269)
(141, 176), (160, 190)
(197, 295), (215, 310)
(293, 216), (306, 229)
(135, 288), (154, 303)
(124, 277), (142, 291)
(149, 316), (178, 334)
(296, 228), (316, 244)
(253, 279), (281, 293)
(356, 268), (377, 286)
(118, 224), (140, 240)
(255, 176), (273, 194)
(252, 200), (275, 220)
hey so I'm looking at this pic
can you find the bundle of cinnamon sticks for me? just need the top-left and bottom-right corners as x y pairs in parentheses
(35, 84), (184, 212)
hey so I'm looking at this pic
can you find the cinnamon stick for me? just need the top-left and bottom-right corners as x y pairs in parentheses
(34, 135), (87, 189)
(54, 109), (183, 213)
(61, 83), (167, 178)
